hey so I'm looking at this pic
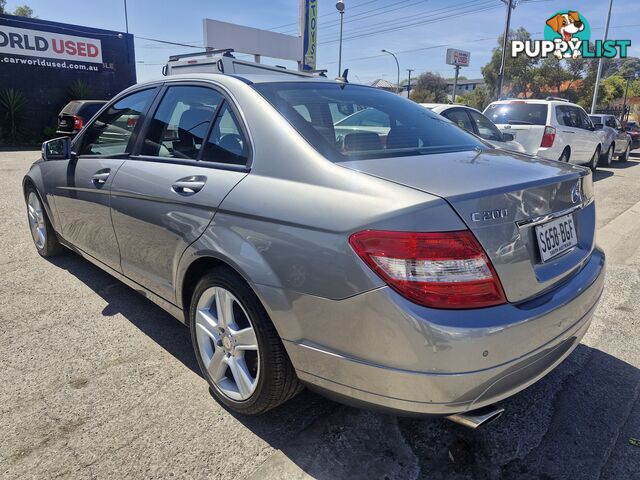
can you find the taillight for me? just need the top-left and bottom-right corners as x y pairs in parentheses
(540, 126), (556, 148)
(73, 115), (83, 130)
(349, 230), (506, 309)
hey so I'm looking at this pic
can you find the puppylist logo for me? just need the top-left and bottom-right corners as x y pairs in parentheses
(512, 10), (631, 60)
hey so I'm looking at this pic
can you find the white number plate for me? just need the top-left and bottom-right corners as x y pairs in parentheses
(535, 214), (577, 262)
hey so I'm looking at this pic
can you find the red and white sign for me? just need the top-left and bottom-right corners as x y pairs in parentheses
(0, 25), (102, 64)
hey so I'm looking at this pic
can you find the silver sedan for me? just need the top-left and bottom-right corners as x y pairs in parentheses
(24, 74), (605, 424)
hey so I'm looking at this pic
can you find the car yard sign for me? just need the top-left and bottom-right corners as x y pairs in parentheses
(446, 48), (471, 67)
(0, 25), (103, 67)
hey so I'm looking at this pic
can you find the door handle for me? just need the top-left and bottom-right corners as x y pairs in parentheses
(171, 176), (206, 195)
(91, 169), (111, 187)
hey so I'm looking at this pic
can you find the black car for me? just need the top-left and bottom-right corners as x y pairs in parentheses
(56, 100), (107, 136)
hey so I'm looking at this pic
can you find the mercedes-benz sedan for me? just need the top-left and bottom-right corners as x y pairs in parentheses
(24, 74), (605, 420)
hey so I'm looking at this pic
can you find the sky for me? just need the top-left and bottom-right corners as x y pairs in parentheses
(6, 0), (640, 83)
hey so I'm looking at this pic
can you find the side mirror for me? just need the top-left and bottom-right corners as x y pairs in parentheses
(593, 123), (604, 130)
(502, 132), (515, 142)
(42, 137), (71, 161)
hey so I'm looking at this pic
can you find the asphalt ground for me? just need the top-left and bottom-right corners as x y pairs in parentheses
(1, 150), (640, 479)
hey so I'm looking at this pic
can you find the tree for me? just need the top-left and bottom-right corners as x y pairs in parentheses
(410, 72), (449, 103)
(12, 5), (34, 17)
(482, 28), (540, 99)
(0, 0), (6, 13)
(456, 85), (491, 111)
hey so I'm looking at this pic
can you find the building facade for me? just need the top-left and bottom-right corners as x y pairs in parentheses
(0, 14), (136, 144)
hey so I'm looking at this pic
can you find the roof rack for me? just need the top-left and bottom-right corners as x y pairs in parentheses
(168, 49), (235, 62)
(545, 96), (569, 102)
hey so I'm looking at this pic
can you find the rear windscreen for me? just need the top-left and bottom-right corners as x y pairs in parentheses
(78, 103), (104, 119)
(484, 103), (548, 126)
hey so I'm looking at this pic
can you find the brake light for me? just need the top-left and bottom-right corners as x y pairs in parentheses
(540, 126), (556, 148)
(349, 230), (506, 309)
(73, 115), (83, 130)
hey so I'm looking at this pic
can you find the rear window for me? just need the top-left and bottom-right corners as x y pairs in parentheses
(61, 101), (81, 115)
(78, 103), (104, 120)
(484, 103), (548, 126)
(252, 82), (484, 162)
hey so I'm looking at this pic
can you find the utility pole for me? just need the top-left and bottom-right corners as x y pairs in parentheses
(591, 0), (614, 114)
(407, 68), (414, 99)
(620, 74), (634, 123)
(123, 0), (129, 33)
(497, 0), (516, 99)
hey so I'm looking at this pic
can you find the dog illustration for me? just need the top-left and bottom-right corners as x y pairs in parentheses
(546, 11), (584, 58)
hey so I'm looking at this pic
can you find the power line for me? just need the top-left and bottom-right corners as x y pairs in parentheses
(268, 0), (384, 32)
(320, 3), (502, 45)
(319, 0), (495, 43)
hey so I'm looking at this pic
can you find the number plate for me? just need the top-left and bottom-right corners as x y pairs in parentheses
(535, 214), (577, 262)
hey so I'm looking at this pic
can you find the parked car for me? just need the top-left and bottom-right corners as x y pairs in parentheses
(588, 114), (632, 165)
(56, 100), (107, 137)
(421, 104), (526, 153)
(623, 121), (640, 150)
(24, 75), (605, 425)
(484, 98), (603, 170)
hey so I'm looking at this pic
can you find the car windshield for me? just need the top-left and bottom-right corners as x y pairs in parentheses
(252, 82), (485, 162)
(484, 103), (548, 126)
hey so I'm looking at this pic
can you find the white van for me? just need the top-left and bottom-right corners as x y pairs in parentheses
(484, 98), (602, 170)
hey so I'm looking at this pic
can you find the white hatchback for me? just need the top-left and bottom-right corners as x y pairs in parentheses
(484, 98), (602, 170)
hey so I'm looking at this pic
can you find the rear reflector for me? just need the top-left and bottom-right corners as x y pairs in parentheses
(540, 126), (556, 148)
(349, 230), (506, 309)
(73, 115), (83, 130)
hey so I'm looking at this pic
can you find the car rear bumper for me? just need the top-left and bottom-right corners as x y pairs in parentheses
(268, 246), (605, 415)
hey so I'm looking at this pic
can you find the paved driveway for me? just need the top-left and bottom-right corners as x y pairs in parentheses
(2, 150), (639, 479)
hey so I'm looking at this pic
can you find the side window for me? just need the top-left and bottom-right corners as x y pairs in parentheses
(442, 109), (475, 133)
(557, 106), (578, 128)
(577, 109), (593, 130)
(201, 104), (249, 165)
(141, 86), (223, 160)
(292, 104), (312, 122)
(605, 116), (617, 128)
(468, 110), (503, 142)
(78, 89), (156, 156)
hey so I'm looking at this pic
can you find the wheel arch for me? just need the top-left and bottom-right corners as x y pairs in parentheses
(22, 174), (58, 231)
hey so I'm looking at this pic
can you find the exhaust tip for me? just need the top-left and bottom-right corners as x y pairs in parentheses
(446, 405), (505, 429)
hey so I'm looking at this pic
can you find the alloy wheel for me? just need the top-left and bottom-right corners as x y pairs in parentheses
(27, 192), (46, 249)
(604, 146), (613, 167)
(194, 286), (259, 401)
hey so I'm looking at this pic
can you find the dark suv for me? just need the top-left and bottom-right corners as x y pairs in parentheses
(56, 100), (106, 136)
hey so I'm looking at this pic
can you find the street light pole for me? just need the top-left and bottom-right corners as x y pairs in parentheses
(407, 68), (414, 98)
(382, 49), (400, 94)
(123, 0), (129, 34)
(591, 0), (614, 114)
(336, 1), (345, 76)
(497, 0), (515, 99)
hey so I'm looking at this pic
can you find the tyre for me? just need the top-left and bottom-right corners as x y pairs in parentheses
(600, 145), (613, 167)
(589, 147), (600, 171)
(189, 267), (302, 415)
(558, 149), (570, 162)
(619, 144), (630, 162)
(25, 186), (65, 257)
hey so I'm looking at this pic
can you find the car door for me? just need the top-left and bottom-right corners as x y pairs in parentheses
(576, 107), (599, 160)
(50, 87), (159, 270)
(110, 83), (249, 303)
(608, 116), (627, 153)
(555, 105), (586, 160)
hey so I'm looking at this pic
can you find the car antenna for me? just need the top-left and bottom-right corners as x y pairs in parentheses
(336, 68), (349, 88)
